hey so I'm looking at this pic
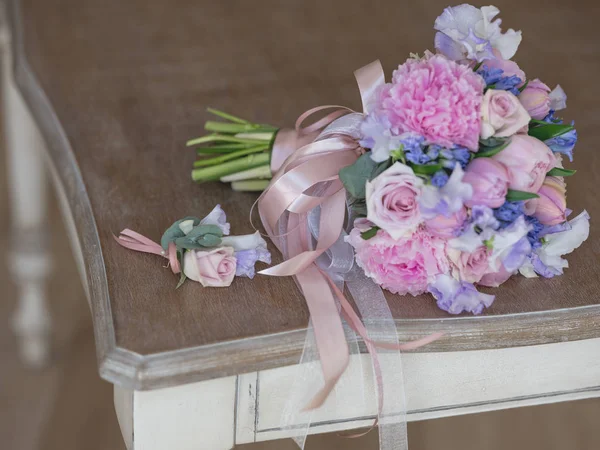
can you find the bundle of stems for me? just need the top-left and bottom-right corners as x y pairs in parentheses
(187, 109), (278, 192)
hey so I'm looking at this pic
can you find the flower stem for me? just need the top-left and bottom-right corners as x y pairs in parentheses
(220, 164), (272, 182)
(206, 108), (250, 124)
(193, 145), (268, 168)
(192, 153), (271, 182)
(187, 134), (269, 146)
(231, 179), (271, 192)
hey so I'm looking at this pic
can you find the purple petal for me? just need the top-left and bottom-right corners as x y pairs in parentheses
(434, 32), (466, 60)
(201, 204), (231, 235)
(234, 248), (271, 279)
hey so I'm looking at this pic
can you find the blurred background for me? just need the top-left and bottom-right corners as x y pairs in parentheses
(2, 0), (600, 448)
(1, 111), (599, 450)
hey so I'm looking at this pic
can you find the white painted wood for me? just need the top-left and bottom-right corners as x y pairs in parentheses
(126, 376), (237, 450)
(235, 372), (258, 445)
(114, 386), (134, 450)
(119, 338), (600, 447)
(251, 338), (600, 442)
(1, 15), (52, 368)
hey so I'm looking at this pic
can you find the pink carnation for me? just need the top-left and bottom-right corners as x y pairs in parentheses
(346, 225), (449, 296)
(378, 54), (484, 151)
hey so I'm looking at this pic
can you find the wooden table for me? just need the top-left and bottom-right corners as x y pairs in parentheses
(3, 0), (600, 448)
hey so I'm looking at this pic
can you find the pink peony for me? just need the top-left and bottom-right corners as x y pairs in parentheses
(346, 226), (449, 296)
(377, 54), (485, 151)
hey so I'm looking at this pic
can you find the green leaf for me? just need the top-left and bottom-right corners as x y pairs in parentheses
(349, 197), (368, 217)
(176, 271), (187, 289)
(195, 234), (222, 248)
(339, 154), (377, 199)
(475, 137), (511, 158)
(370, 160), (392, 180)
(479, 137), (507, 148)
(174, 237), (205, 250)
(528, 124), (574, 141)
(518, 80), (529, 93)
(505, 189), (540, 201)
(547, 167), (577, 177)
(411, 162), (443, 175)
(186, 224), (224, 240)
(161, 217), (201, 250)
(360, 226), (380, 240)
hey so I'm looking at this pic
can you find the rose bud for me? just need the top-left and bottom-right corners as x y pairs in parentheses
(463, 158), (510, 208)
(480, 89), (531, 139)
(519, 79), (551, 120)
(183, 247), (237, 287)
(492, 135), (556, 193)
(527, 177), (568, 225)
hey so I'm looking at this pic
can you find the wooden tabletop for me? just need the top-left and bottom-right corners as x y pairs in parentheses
(9, 0), (600, 389)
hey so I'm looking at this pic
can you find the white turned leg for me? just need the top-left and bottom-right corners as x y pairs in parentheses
(114, 377), (237, 450)
(1, 23), (52, 367)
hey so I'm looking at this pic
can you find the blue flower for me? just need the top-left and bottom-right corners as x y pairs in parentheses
(494, 201), (524, 228)
(494, 75), (522, 95)
(540, 112), (577, 162)
(440, 146), (471, 169)
(525, 215), (544, 249)
(546, 126), (577, 162)
(431, 170), (449, 188)
(477, 65), (522, 95)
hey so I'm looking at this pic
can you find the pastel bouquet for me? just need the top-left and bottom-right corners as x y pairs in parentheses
(189, 3), (590, 316)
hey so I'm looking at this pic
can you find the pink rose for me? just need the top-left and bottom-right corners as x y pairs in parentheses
(518, 79), (551, 120)
(425, 207), (467, 238)
(365, 163), (423, 239)
(346, 227), (449, 296)
(480, 89), (531, 139)
(482, 55), (526, 86)
(525, 177), (568, 225)
(492, 135), (556, 193)
(183, 247), (237, 287)
(479, 263), (514, 287)
(463, 158), (510, 208)
(448, 245), (491, 284)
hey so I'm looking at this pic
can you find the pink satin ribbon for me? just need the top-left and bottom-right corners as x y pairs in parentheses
(258, 60), (440, 411)
(114, 229), (181, 274)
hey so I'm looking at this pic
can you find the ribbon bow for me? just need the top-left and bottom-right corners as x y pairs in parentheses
(257, 61), (439, 410)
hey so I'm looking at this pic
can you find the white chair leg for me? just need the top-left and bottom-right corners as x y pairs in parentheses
(1, 23), (52, 368)
(114, 377), (237, 450)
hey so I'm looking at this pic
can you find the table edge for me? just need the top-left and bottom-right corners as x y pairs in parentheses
(8, 0), (600, 390)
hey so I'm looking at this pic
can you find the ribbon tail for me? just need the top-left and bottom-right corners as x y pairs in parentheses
(297, 266), (350, 410)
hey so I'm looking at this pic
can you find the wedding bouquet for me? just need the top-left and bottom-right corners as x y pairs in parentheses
(188, 3), (590, 315)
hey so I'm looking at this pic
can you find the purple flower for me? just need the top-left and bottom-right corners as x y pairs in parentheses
(360, 113), (403, 163)
(200, 204), (231, 235)
(428, 274), (495, 315)
(434, 5), (522, 61)
(501, 236), (531, 272)
(234, 247), (271, 279)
